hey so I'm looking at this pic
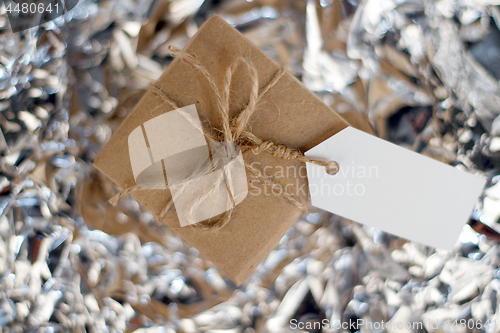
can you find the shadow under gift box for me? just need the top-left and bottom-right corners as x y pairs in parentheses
(93, 15), (348, 285)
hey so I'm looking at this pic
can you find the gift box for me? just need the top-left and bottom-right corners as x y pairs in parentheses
(94, 15), (348, 284)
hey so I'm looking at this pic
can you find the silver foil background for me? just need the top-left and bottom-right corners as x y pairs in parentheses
(1, 0), (500, 331)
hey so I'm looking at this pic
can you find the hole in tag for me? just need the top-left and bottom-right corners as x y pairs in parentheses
(325, 162), (339, 176)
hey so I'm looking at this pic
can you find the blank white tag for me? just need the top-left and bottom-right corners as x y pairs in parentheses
(305, 127), (486, 250)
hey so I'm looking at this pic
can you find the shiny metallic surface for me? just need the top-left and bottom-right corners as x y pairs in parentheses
(1, 0), (500, 331)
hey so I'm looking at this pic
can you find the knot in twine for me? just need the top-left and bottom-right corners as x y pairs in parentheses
(110, 45), (339, 231)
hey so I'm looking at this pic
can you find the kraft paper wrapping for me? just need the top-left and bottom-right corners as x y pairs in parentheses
(128, 104), (248, 227)
(94, 15), (349, 284)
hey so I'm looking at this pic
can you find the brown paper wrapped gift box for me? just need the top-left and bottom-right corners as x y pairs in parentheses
(94, 15), (348, 285)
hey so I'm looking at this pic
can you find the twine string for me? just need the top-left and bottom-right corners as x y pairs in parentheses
(110, 45), (339, 231)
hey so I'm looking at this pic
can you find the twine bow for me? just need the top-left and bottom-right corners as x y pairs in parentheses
(110, 46), (339, 231)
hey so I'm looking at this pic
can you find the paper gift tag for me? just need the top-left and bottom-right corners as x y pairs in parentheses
(305, 127), (486, 250)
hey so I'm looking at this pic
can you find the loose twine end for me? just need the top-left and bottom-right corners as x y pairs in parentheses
(110, 46), (339, 231)
(109, 185), (141, 206)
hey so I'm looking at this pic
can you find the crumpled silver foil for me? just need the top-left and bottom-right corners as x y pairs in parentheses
(1, 0), (500, 331)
